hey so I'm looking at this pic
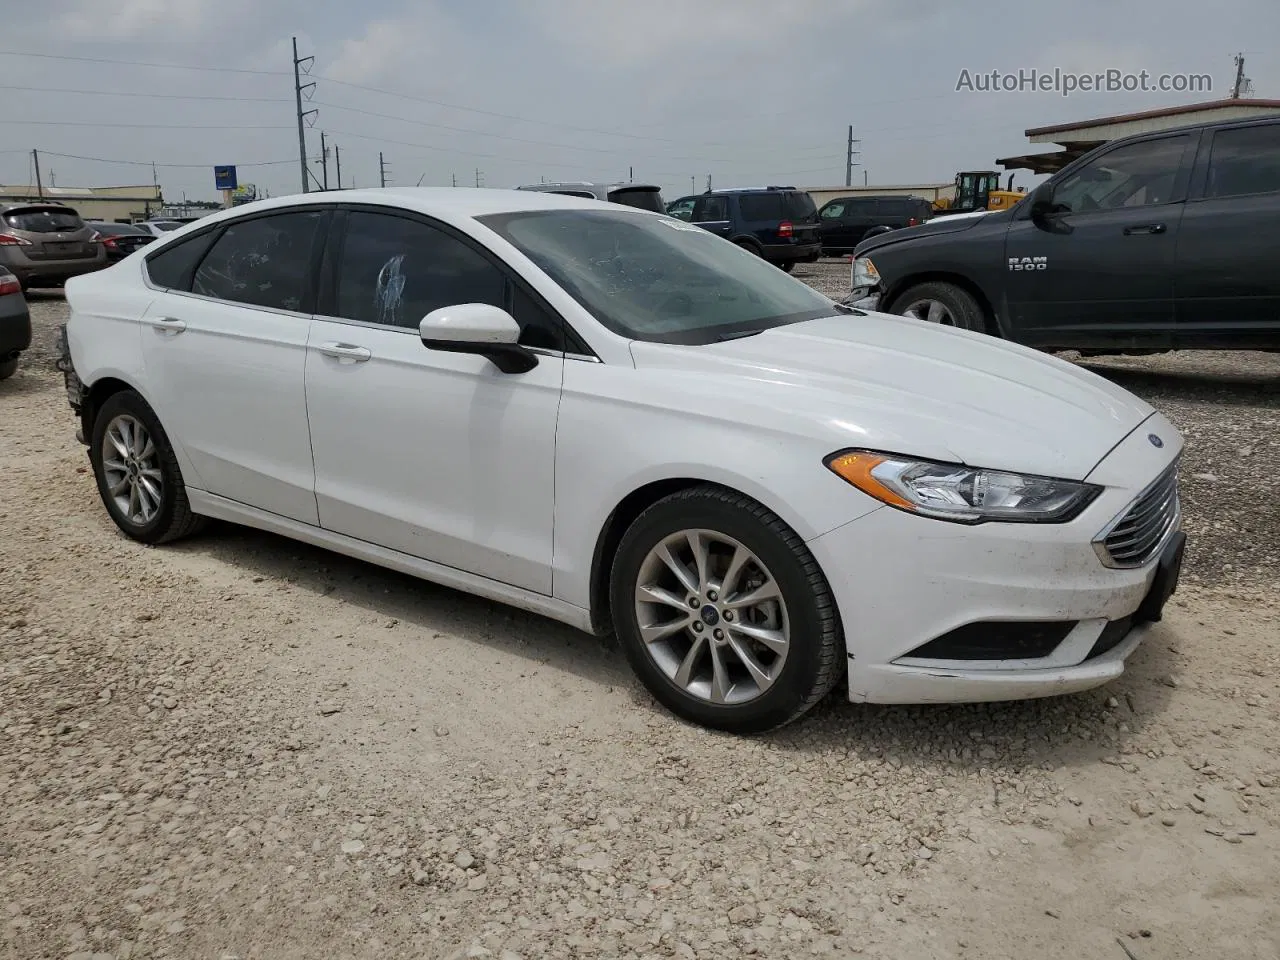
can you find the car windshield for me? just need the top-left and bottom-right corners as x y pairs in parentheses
(479, 209), (839, 344)
(784, 192), (818, 220)
(4, 208), (85, 233)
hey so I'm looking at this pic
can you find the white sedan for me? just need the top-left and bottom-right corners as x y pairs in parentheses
(59, 188), (1185, 734)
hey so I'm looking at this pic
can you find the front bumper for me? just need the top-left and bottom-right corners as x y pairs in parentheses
(807, 413), (1184, 704)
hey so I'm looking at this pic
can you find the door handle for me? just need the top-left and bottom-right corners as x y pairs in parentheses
(318, 341), (372, 363)
(1123, 223), (1167, 235)
(140, 316), (186, 333)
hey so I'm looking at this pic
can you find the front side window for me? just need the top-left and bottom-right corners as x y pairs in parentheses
(819, 201), (846, 219)
(333, 211), (561, 349)
(1050, 136), (1191, 214)
(478, 208), (840, 345)
(666, 198), (697, 221)
(1206, 124), (1280, 198)
(192, 211), (324, 312)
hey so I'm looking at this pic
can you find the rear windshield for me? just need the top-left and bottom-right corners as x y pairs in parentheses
(148, 222), (183, 232)
(608, 186), (666, 213)
(784, 192), (818, 220)
(90, 222), (148, 236)
(4, 208), (86, 233)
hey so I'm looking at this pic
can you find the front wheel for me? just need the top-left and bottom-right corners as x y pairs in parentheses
(889, 280), (988, 333)
(89, 390), (207, 544)
(609, 486), (844, 733)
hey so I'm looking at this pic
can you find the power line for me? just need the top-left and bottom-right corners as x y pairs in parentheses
(0, 120), (290, 130)
(0, 83), (289, 103)
(35, 151), (301, 169)
(0, 48), (289, 76)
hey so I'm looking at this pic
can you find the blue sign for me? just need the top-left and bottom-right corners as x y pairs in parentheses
(214, 165), (238, 190)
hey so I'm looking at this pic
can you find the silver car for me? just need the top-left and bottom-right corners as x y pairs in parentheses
(514, 181), (666, 213)
(0, 203), (107, 290)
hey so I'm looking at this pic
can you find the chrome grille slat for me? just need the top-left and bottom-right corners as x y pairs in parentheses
(1095, 461), (1180, 568)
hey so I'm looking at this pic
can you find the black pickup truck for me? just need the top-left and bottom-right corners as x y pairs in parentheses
(847, 115), (1280, 353)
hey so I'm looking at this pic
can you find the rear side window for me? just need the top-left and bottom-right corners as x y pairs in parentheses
(739, 194), (785, 221)
(4, 208), (85, 233)
(144, 231), (218, 290)
(192, 211), (325, 313)
(1206, 124), (1280, 198)
(848, 199), (879, 215)
(608, 187), (665, 213)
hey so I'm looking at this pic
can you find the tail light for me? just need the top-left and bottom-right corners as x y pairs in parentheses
(907, 217), (919, 226)
(0, 234), (31, 246)
(778, 220), (794, 239)
(0, 275), (19, 296)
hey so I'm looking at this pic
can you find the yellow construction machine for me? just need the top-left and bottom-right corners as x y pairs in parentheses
(933, 171), (1026, 215)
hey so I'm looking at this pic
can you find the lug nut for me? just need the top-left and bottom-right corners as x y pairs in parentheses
(713, 629), (724, 640)
(689, 597), (700, 609)
(707, 590), (718, 602)
(692, 621), (704, 633)
(723, 610), (734, 622)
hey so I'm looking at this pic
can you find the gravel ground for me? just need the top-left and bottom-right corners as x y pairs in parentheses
(2, 291), (1277, 960)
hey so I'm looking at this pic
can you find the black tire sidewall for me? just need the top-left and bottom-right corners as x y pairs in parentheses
(610, 493), (833, 733)
(90, 391), (183, 544)
(0, 357), (17, 381)
(893, 281), (986, 333)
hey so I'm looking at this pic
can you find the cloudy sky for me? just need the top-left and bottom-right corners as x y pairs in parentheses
(1, 0), (1275, 205)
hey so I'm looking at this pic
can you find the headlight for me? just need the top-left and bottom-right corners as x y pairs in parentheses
(851, 257), (880, 289)
(825, 450), (1101, 524)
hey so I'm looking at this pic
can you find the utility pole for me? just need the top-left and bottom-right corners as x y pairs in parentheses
(452, 173), (457, 187)
(334, 144), (342, 190)
(379, 152), (389, 188)
(629, 165), (634, 182)
(32, 149), (43, 198)
(690, 175), (695, 193)
(706, 173), (711, 192)
(475, 168), (483, 188)
(292, 37), (317, 194)
(845, 125), (862, 187)
(319, 131), (329, 190)
(1232, 53), (1248, 98)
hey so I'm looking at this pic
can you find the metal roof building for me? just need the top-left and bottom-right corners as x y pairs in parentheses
(997, 97), (1280, 174)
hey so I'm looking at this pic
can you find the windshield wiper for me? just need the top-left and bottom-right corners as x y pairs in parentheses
(832, 300), (864, 315)
(715, 328), (767, 342)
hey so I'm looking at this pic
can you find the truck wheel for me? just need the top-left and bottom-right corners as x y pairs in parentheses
(779, 261), (796, 273)
(890, 281), (989, 334)
(0, 357), (17, 381)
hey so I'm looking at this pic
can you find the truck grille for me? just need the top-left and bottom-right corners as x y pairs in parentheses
(1095, 463), (1180, 568)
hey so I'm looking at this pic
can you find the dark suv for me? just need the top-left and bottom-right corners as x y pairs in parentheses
(816, 195), (934, 255)
(849, 115), (1280, 352)
(665, 188), (821, 271)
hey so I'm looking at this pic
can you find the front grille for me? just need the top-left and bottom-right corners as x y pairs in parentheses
(904, 620), (1076, 661)
(1096, 462), (1180, 568)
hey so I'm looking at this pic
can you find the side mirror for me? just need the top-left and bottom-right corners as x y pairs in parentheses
(419, 303), (537, 374)
(1029, 182), (1055, 223)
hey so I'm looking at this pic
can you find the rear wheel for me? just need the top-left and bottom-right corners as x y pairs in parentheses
(778, 261), (796, 273)
(0, 357), (17, 381)
(890, 280), (988, 333)
(89, 390), (207, 544)
(609, 486), (843, 734)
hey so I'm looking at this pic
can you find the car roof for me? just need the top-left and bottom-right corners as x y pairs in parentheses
(140, 187), (651, 240)
(2, 201), (77, 213)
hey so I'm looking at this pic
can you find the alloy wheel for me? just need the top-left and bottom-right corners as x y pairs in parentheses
(101, 414), (164, 526)
(633, 529), (790, 705)
(901, 298), (955, 325)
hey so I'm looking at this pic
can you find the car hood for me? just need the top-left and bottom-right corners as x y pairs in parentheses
(629, 312), (1155, 481)
(855, 208), (1011, 255)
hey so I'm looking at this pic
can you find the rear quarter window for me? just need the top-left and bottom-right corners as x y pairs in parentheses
(144, 230), (219, 291)
(738, 194), (785, 221)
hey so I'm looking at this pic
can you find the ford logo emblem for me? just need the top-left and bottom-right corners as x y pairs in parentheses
(1148, 434), (1164, 448)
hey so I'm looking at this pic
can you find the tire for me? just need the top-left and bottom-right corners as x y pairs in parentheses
(89, 390), (207, 545)
(609, 485), (844, 734)
(778, 261), (796, 273)
(889, 280), (988, 333)
(0, 357), (17, 381)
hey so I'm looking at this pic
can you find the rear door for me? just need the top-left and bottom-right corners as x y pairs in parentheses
(139, 209), (326, 524)
(691, 195), (733, 239)
(844, 198), (880, 245)
(1002, 132), (1197, 349)
(1174, 120), (1280, 348)
(782, 192), (820, 246)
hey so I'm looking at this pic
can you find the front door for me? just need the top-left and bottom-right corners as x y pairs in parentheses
(1003, 132), (1197, 350)
(304, 208), (565, 593)
(691, 194), (733, 240)
(139, 208), (326, 524)
(1175, 120), (1280, 348)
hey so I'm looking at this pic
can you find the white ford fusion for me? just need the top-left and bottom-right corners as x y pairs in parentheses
(58, 188), (1185, 734)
